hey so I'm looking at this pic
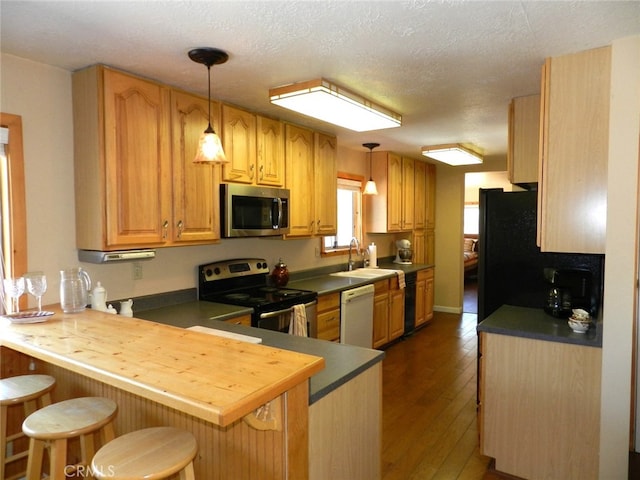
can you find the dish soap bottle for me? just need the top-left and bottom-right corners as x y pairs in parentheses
(271, 258), (289, 287)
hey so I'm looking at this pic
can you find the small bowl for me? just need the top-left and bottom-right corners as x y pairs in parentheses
(568, 319), (590, 333)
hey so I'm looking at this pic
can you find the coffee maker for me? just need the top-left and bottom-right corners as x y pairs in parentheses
(543, 268), (593, 317)
(394, 239), (413, 264)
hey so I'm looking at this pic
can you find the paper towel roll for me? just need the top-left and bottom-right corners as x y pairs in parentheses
(368, 243), (377, 268)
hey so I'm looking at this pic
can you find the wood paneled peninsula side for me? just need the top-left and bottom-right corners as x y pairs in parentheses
(1, 307), (325, 479)
(477, 305), (602, 479)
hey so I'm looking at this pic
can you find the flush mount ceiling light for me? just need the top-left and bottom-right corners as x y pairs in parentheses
(421, 143), (483, 166)
(188, 47), (229, 164)
(269, 79), (401, 132)
(362, 142), (380, 195)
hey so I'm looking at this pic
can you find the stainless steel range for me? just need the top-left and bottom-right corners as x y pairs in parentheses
(198, 258), (317, 336)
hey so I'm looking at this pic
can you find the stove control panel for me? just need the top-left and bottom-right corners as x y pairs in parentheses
(200, 258), (270, 282)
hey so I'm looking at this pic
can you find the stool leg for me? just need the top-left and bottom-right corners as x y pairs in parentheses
(25, 438), (44, 480)
(101, 422), (115, 444)
(179, 462), (196, 480)
(49, 438), (67, 480)
(1, 404), (7, 480)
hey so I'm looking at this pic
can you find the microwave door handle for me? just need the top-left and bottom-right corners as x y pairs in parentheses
(274, 197), (283, 229)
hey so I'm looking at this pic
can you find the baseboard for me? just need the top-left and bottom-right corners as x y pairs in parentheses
(434, 305), (463, 314)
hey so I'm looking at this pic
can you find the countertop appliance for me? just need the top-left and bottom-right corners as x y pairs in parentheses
(477, 189), (604, 322)
(340, 284), (374, 348)
(198, 258), (317, 335)
(394, 239), (413, 264)
(543, 267), (593, 317)
(220, 184), (290, 237)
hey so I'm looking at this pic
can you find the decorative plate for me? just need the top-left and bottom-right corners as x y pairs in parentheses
(2, 311), (54, 324)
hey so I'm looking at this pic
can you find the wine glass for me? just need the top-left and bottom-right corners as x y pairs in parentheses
(25, 272), (47, 312)
(3, 277), (25, 314)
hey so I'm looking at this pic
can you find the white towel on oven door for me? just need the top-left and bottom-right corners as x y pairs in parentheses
(289, 304), (308, 336)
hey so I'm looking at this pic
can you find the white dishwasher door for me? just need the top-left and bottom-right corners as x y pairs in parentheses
(340, 284), (375, 348)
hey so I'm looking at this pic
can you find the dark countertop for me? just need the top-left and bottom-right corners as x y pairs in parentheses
(477, 304), (602, 348)
(136, 301), (385, 405)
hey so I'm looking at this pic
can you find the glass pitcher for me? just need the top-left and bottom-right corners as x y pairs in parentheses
(60, 267), (92, 313)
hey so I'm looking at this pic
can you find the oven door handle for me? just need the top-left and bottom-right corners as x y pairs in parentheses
(258, 300), (316, 320)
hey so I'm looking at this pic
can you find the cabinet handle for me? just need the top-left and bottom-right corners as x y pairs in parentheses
(250, 164), (255, 179)
(176, 220), (184, 238)
(162, 220), (169, 239)
(259, 165), (264, 180)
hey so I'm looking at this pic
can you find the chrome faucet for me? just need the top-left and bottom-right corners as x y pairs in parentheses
(348, 237), (361, 271)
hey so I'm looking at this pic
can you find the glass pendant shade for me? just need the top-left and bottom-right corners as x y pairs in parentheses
(363, 179), (378, 195)
(194, 124), (227, 164)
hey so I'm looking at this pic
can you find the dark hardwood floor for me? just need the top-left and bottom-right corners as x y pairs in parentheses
(381, 310), (502, 480)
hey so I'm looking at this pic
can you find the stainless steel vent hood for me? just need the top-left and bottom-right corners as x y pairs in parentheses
(78, 249), (156, 264)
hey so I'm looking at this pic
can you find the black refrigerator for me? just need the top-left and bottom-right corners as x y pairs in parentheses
(477, 188), (604, 322)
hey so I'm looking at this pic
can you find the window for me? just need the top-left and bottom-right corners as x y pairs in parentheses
(323, 176), (363, 254)
(464, 203), (479, 235)
(0, 113), (27, 313)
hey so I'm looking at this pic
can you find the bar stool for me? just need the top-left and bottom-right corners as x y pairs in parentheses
(0, 374), (56, 480)
(22, 396), (117, 480)
(91, 426), (197, 480)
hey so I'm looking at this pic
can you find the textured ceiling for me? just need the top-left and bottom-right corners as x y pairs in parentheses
(2, 1), (639, 163)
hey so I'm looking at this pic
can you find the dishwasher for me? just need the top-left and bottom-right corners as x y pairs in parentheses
(340, 284), (375, 348)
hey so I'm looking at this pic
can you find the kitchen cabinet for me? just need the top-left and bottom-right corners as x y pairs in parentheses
(415, 268), (434, 329)
(372, 280), (391, 348)
(389, 276), (405, 340)
(366, 152), (415, 233)
(426, 163), (436, 230)
(414, 160), (427, 229)
(507, 94), (540, 185)
(537, 46), (611, 254)
(284, 125), (337, 237)
(73, 65), (222, 250)
(224, 314), (251, 326)
(256, 115), (285, 186)
(412, 229), (425, 264)
(221, 104), (257, 184)
(479, 332), (601, 479)
(316, 292), (340, 342)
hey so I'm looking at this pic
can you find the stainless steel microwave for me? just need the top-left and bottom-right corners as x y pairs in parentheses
(221, 184), (290, 237)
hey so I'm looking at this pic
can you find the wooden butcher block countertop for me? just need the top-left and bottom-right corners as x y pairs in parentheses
(0, 306), (325, 427)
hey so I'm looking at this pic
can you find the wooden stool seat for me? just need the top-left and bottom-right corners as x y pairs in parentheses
(23, 396), (117, 480)
(0, 374), (56, 480)
(92, 426), (197, 480)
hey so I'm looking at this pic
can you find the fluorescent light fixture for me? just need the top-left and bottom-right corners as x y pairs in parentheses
(421, 143), (483, 166)
(269, 79), (401, 132)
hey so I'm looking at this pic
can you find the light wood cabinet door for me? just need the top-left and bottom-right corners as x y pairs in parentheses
(415, 276), (426, 328)
(316, 292), (341, 342)
(507, 94), (540, 185)
(414, 161), (427, 229)
(372, 280), (390, 349)
(74, 66), (172, 250)
(412, 229), (425, 265)
(170, 89), (221, 243)
(314, 133), (337, 236)
(386, 153), (403, 231)
(401, 157), (415, 230)
(256, 115), (285, 186)
(538, 46), (610, 254)
(426, 163), (436, 230)
(424, 268), (434, 323)
(285, 125), (315, 236)
(388, 278), (405, 340)
(221, 105), (257, 184)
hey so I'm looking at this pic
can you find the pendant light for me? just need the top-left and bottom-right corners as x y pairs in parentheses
(188, 47), (229, 164)
(362, 142), (380, 195)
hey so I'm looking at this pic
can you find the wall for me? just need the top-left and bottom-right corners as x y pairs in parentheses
(0, 53), (398, 307)
(600, 35), (640, 478)
(464, 171), (518, 204)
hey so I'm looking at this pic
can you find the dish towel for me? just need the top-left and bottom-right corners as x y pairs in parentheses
(289, 304), (308, 336)
(396, 270), (406, 289)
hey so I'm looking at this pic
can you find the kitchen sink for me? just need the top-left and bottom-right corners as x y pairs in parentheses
(330, 268), (398, 279)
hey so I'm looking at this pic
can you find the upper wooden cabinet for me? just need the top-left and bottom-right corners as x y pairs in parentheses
(414, 161), (427, 230)
(221, 105), (257, 184)
(537, 46), (611, 254)
(284, 125), (337, 237)
(256, 115), (285, 186)
(73, 66), (222, 250)
(366, 152), (415, 233)
(426, 163), (436, 230)
(507, 94), (540, 185)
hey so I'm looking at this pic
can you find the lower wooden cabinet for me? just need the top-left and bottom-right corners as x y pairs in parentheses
(415, 268), (434, 328)
(479, 332), (601, 479)
(316, 292), (341, 342)
(389, 277), (405, 339)
(372, 280), (391, 348)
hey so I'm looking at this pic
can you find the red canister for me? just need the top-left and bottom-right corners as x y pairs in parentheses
(271, 258), (289, 287)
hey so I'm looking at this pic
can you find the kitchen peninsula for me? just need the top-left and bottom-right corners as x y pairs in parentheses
(1, 307), (334, 479)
